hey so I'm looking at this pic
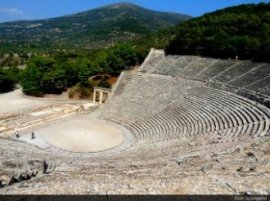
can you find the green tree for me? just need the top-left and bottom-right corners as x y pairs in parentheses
(41, 69), (66, 94)
(76, 59), (91, 87)
(98, 80), (111, 88)
(30, 56), (56, 73)
(60, 61), (79, 87)
(106, 44), (139, 75)
(0, 69), (16, 93)
(5, 67), (21, 83)
(20, 63), (43, 96)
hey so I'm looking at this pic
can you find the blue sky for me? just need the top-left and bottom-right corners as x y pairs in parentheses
(0, 0), (268, 22)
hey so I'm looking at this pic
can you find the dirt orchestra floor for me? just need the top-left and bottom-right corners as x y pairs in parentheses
(29, 118), (124, 152)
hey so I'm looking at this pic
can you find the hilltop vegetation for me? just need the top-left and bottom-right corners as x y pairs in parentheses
(0, 3), (190, 52)
(165, 3), (270, 62)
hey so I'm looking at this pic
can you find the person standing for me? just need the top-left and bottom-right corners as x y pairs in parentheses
(15, 131), (20, 138)
(31, 131), (35, 139)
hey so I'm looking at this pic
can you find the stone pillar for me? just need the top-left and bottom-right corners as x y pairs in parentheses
(103, 92), (107, 102)
(93, 89), (96, 103)
(99, 91), (103, 104)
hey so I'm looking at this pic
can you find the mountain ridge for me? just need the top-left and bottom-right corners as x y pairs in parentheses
(0, 2), (191, 51)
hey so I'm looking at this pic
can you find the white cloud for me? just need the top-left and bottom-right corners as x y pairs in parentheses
(0, 8), (24, 15)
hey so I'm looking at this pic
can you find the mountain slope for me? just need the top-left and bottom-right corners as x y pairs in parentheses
(0, 3), (191, 51)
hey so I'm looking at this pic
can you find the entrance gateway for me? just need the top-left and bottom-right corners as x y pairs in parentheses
(93, 87), (111, 104)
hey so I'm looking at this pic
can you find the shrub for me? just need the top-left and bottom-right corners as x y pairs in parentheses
(98, 80), (111, 88)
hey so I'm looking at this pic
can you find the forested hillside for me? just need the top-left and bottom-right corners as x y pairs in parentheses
(164, 3), (270, 62)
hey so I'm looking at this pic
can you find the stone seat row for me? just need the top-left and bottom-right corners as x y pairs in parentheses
(101, 73), (270, 143)
(139, 49), (270, 102)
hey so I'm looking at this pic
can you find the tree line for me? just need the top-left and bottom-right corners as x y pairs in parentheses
(17, 44), (143, 96)
(165, 3), (270, 62)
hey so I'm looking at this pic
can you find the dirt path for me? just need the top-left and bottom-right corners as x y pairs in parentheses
(0, 89), (50, 115)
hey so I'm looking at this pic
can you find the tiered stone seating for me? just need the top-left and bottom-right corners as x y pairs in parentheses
(154, 56), (195, 76)
(138, 49), (270, 104)
(211, 61), (262, 84)
(139, 48), (164, 73)
(245, 76), (270, 96)
(179, 57), (218, 77)
(195, 60), (237, 80)
(0, 137), (56, 189)
(0, 48), (270, 194)
(101, 72), (270, 143)
(227, 63), (270, 89)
